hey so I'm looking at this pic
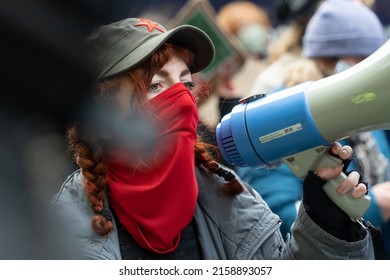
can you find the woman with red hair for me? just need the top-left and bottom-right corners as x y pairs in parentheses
(53, 17), (372, 259)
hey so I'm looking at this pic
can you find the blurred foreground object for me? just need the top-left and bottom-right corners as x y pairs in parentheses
(0, 0), (139, 259)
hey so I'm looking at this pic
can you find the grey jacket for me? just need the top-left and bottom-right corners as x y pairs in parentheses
(52, 165), (374, 260)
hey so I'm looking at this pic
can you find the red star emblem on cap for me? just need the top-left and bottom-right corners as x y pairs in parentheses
(134, 18), (165, 33)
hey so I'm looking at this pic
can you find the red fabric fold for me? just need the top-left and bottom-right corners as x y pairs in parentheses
(106, 83), (199, 253)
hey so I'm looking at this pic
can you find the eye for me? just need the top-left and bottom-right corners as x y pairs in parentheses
(149, 83), (160, 92)
(183, 81), (195, 91)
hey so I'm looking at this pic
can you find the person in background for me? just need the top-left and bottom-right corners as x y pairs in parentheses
(198, 0), (272, 132)
(237, 0), (389, 259)
(250, 0), (322, 95)
(52, 17), (372, 260)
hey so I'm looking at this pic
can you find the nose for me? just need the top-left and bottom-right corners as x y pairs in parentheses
(166, 76), (181, 88)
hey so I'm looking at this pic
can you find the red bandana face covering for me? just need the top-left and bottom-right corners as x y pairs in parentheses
(105, 83), (199, 254)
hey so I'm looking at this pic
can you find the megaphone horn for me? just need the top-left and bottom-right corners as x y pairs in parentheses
(216, 38), (390, 220)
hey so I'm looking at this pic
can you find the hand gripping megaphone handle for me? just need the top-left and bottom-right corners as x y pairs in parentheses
(320, 155), (371, 221)
(283, 145), (371, 220)
(322, 172), (371, 221)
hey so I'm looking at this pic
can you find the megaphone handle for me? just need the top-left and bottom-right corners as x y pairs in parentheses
(320, 156), (371, 221)
(283, 147), (371, 220)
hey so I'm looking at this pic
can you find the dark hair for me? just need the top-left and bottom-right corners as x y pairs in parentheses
(276, 0), (321, 22)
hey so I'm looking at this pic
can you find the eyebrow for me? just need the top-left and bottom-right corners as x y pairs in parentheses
(156, 68), (191, 78)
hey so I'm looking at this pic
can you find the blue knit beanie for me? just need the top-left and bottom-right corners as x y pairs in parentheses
(303, 0), (385, 58)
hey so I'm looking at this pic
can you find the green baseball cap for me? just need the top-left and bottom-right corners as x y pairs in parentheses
(84, 18), (215, 80)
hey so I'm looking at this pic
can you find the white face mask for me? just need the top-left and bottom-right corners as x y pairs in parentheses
(237, 24), (269, 56)
(334, 60), (353, 74)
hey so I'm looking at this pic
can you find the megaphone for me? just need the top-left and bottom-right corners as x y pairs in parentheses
(216, 39), (390, 221)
